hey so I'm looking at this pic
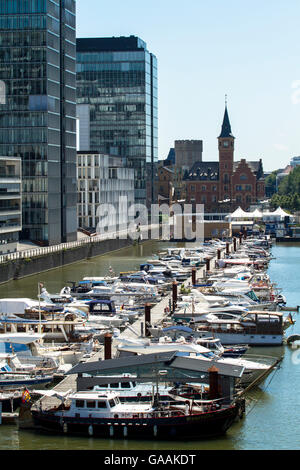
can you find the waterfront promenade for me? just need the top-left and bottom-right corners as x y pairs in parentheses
(0, 224), (160, 285)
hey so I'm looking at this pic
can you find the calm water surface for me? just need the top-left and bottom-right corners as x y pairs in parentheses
(0, 241), (299, 450)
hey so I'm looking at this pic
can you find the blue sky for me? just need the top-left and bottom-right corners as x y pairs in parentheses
(76, 0), (300, 172)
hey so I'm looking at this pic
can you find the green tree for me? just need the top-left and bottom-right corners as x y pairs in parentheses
(271, 166), (300, 212)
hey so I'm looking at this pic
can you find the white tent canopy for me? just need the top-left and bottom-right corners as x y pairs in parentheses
(225, 207), (249, 220)
(227, 206), (294, 222)
(272, 207), (291, 217)
(251, 209), (263, 218)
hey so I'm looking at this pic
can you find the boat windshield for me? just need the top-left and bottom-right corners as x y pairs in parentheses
(200, 352), (215, 359)
(109, 399), (116, 408)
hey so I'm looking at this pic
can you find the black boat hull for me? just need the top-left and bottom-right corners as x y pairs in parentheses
(31, 401), (244, 440)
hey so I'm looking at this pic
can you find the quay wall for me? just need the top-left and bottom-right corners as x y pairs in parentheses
(0, 234), (144, 285)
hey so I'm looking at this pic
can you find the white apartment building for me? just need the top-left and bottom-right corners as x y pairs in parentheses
(77, 152), (135, 233)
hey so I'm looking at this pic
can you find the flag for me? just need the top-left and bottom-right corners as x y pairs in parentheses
(21, 389), (31, 404)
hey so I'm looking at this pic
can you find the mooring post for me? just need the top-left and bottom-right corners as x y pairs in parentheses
(226, 242), (230, 255)
(145, 303), (151, 337)
(104, 333), (112, 360)
(208, 365), (220, 400)
(217, 249), (221, 260)
(172, 281), (178, 312)
(233, 237), (237, 252)
(192, 268), (197, 286)
(206, 258), (211, 272)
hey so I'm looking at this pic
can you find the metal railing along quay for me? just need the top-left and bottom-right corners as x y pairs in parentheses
(0, 224), (160, 265)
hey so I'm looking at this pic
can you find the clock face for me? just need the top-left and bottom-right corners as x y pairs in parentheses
(223, 141), (229, 147)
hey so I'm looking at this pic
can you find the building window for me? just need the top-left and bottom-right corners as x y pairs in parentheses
(240, 174), (247, 181)
(190, 185), (195, 192)
(245, 185), (252, 191)
(202, 185), (206, 191)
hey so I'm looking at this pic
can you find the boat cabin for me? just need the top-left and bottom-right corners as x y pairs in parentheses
(55, 391), (154, 418)
(86, 300), (116, 315)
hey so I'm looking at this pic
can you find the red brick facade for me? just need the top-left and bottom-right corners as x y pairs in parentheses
(183, 107), (265, 212)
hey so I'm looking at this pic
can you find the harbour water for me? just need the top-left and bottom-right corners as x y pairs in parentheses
(0, 241), (299, 450)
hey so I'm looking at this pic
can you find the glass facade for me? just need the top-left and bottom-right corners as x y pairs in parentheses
(76, 36), (158, 207)
(0, 0), (77, 244)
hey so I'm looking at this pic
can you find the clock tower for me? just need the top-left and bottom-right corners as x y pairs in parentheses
(218, 104), (235, 203)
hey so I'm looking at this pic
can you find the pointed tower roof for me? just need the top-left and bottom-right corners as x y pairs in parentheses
(219, 105), (235, 139)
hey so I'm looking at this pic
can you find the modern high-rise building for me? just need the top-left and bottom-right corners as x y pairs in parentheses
(0, 0), (77, 244)
(0, 156), (22, 254)
(76, 36), (158, 207)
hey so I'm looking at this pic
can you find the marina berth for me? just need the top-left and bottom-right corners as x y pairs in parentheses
(2, 234), (294, 445)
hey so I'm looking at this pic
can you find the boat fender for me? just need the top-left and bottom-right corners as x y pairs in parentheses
(109, 425), (114, 437)
(153, 425), (158, 437)
(123, 426), (128, 437)
(88, 425), (93, 436)
(63, 423), (68, 434)
(137, 393), (142, 400)
(114, 414), (119, 418)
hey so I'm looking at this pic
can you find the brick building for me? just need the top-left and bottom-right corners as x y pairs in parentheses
(183, 106), (265, 212)
(157, 163), (174, 201)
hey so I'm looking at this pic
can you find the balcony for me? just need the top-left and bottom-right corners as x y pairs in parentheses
(0, 222), (22, 234)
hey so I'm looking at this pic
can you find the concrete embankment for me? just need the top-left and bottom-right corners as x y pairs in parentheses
(0, 226), (153, 285)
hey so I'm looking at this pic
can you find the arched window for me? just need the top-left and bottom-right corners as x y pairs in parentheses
(240, 174), (247, 181)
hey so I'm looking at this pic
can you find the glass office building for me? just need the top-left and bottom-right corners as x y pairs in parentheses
(0, 0), (77, 244)
(76, 36), (158, 207)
